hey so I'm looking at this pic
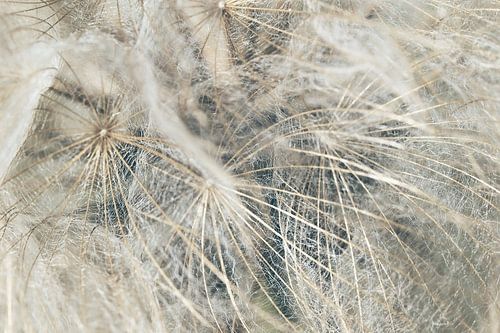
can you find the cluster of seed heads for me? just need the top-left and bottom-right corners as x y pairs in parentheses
(0, 1), (498, 332)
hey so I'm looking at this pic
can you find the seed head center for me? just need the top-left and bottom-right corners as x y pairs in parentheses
(99, 129), (108, 138)
(218, 1), (225, 10)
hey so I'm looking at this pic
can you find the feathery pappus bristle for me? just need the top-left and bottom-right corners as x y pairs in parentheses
(0, 1), (498, 332)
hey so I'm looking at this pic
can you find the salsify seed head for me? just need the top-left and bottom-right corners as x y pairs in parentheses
(0, 1), (498, 332)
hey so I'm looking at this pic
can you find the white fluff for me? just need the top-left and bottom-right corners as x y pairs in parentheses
(0, 1), (498, 332)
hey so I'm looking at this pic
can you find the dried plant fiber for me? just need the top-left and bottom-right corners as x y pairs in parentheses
(0, 1), (499, 332)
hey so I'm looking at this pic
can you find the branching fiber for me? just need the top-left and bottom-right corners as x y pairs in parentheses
(0, 1), (498, 332)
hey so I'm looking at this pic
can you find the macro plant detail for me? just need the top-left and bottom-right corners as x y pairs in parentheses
(0, 0), (498, 332)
